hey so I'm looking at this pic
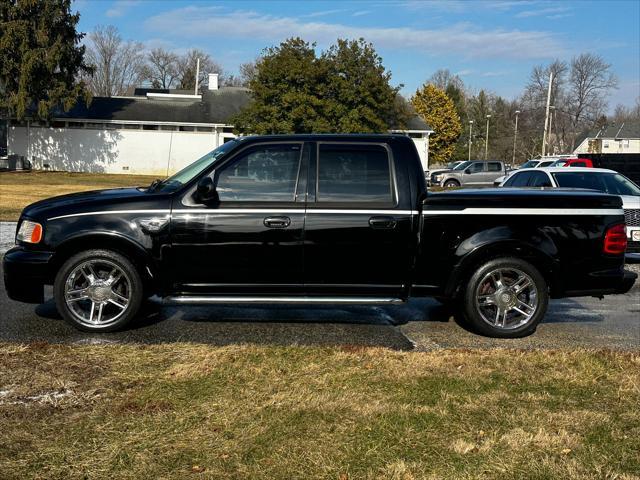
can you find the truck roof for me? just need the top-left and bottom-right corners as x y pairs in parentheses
(234, 133), (413, 143)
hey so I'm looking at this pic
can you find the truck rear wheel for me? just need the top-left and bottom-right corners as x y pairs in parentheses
(54, 249), (143, 332)
(443, 179), (460, 188)
(461, 258), (548, 338)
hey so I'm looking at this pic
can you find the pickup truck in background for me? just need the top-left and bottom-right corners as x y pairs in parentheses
(437, 160), (506, 188)
(4, 135), (636, 338)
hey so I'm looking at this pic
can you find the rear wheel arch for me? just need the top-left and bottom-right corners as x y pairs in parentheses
(445, 241), (560, 299)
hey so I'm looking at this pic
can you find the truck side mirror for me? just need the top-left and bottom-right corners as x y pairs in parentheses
(465, 168), (472, 174)
(195, 176), (218, 204)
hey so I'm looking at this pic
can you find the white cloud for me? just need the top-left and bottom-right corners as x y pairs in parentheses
(456, 69), (474, 76)
(352, 10), (371, 17)
(144, 6), (565, 59)
(304, 9), (348, 18)
(515, 6), (571, 18)
(106, 0), (141, 18)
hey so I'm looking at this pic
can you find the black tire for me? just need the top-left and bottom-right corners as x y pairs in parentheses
(54, 249), (143, 332)
(461, 257), (548, 338)
(443, 179), (460, 188)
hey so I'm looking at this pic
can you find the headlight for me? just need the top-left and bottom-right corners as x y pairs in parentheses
(434, 174), (443, 181)
(16, 220), (43, 244)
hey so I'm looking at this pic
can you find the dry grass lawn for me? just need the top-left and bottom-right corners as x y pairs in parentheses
(0, 344), (638, 479)
(0, 171), (160, 221)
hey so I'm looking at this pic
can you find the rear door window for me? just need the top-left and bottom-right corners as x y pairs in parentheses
(487, 162), (502, 172)
(317, 144), (394, 203)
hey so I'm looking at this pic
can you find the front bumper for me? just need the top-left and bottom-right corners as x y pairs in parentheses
(3, 246), (53, 303)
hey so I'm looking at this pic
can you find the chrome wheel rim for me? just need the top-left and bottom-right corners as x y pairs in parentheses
(475, 267), (538, 330)
(64, 259), (131, 328)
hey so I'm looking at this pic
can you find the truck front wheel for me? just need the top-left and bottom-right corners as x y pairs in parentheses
(54, 249), (143, 332)
(443, 179), (460, 188)
(461, 258), (549, 338)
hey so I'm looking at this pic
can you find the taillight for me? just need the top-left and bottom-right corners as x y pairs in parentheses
(603, 224), (627, 255)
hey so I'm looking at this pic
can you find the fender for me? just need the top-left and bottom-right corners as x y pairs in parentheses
(444, 225), (563, 298)
(48, 230), (161, 287)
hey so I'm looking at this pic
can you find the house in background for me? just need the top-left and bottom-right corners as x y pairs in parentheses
(574, 119), (640, 155)
(7, 73), (433, 176)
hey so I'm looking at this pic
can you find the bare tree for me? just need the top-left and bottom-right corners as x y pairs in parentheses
(144, 48), (179, 89)
(566, 53), (618, 149)
(176, 49), (224, 90)
(83, 26), (146, 97)
(428, 68), (464, 91)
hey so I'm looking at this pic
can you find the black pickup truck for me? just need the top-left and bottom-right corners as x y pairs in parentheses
(4, 135), (636, 337)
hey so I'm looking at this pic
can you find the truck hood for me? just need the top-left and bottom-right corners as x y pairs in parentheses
(21, 187), (172, 222)
(425, 188), (623, 210)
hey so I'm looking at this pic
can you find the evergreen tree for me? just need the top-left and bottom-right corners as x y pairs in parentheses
(0, 0), (92, 119)
(233, 37), (406, 134)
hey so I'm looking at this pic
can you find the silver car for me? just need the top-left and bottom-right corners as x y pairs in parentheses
(438, 161), (506, 188)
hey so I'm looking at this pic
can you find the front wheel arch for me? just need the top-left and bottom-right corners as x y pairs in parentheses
(49, 234), (158, 295)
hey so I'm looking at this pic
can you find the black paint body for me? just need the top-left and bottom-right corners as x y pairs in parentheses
(4, 134), (636, 305)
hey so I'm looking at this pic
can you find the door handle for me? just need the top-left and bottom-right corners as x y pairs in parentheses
(369, 216), (397, 229)
(264, 216), (291, 229)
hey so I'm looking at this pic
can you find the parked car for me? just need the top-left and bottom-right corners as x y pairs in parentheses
(499, 167), (640, 261)
(438, 160), (506, 188)
(428, 160), (471, 186)
(4, 135), (635, 338)
(564, 158), (594, 168)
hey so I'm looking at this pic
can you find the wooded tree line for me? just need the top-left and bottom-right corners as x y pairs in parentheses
(2, 0), (637, 166)
(425, 55), (638, 166)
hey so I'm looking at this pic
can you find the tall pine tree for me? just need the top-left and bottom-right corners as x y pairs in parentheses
(0, 0), (92, 120)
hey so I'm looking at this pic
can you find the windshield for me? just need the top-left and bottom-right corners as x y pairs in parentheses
(537, 161), (554, 168)
(453, 161), (471, 170)
(553, 172), (640, 196)
(520, 160), (539, 168)
(152, 140), (239, 192)
(550, 160), (567, 167)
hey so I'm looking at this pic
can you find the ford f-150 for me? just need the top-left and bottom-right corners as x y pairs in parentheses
(4, 135), (636, 337)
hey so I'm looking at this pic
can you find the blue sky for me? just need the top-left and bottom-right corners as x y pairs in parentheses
(73, 0), (639, 111)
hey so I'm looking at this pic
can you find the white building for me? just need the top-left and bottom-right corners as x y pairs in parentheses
(6, 74), (433, 175)
(573, 119), (640, 155)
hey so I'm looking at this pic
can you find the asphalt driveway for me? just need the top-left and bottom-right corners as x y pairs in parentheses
(1, 264), (638, 351)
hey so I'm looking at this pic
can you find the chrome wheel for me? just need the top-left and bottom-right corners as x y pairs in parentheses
(64, 259), (132, 328)
(475, 267), (538, 330)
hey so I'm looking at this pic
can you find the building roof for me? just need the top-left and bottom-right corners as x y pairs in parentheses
(54, 87), (252, 125)
(44, 87), (431, 131)
(585, 119), (640, 140)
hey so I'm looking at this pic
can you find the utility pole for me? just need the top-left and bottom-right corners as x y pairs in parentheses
(484, 114), (491, 160)
(548, 106), (555, 154)
(512, 110), (520, 165)
(468, 120), (474, 161)
(194, 58), (200, 95)
(542, 71), (553, 157)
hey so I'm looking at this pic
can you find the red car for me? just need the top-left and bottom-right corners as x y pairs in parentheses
(564, 158), (593, 168)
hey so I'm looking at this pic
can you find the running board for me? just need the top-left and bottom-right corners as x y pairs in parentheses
(162, 295), (405, 305)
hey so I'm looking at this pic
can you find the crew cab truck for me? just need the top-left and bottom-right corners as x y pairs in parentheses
(4, 135), (636, 338)
(438, 160), (506, 188)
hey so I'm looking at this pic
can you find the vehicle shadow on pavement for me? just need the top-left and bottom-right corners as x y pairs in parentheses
(543, 298), (605, 323)
(31, 299), (418, 350)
